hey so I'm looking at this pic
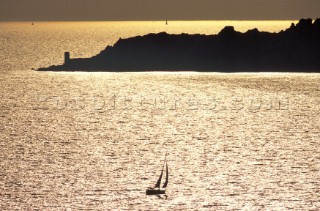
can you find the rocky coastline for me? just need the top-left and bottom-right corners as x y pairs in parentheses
(38, 18), (320, 72)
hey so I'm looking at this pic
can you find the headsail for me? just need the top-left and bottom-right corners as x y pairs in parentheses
(162, 161), (169, 188)
(154, 162), (164, 188)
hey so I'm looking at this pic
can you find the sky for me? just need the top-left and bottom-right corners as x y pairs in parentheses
(0, 0), (320, 21)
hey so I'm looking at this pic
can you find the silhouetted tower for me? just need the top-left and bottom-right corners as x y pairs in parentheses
(64, 52), (70, 63)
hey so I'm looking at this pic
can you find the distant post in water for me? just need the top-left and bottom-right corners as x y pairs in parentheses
(64, 52), (70, 63)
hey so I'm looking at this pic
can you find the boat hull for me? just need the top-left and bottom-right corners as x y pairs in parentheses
(146, 189), (166, 195)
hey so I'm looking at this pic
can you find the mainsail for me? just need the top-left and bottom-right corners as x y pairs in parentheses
(162, 161), (169, 188)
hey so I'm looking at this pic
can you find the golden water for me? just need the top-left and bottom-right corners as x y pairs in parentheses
(0, 21), (297, 70)
(0, 21), (319, 210)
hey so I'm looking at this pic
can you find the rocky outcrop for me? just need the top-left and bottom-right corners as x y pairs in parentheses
(38, 19), (320, 72)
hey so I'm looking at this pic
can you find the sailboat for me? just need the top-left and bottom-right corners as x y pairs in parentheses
(146, 156), (168, 195)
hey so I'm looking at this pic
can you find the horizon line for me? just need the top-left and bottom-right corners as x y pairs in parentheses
(0, 19), (306, 23)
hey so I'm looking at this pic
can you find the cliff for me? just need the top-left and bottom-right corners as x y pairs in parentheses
(38, 18), (320, 72)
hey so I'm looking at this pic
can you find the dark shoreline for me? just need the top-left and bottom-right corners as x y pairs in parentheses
(38, 18), (320, 73)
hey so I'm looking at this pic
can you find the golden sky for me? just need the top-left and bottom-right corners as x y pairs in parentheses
(0, 0), (319, 21)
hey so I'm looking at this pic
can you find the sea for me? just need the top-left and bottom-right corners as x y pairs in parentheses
(0, 21), (319, 210)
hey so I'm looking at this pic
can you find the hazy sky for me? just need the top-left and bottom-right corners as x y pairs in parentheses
(1, 0), (320, 21)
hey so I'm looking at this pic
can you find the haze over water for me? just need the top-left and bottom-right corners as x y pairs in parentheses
(0, 21), (319, 210)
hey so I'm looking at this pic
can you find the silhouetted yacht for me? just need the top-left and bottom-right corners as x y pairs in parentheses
(146, 156), (168, 195)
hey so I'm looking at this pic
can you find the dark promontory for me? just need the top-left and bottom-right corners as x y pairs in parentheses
(38, 19), (320, 72)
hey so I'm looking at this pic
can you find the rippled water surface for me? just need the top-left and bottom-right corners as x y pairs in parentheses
(0, 21), (319, 210)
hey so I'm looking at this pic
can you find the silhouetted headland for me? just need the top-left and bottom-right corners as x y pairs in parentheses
(38, 19), (320, 72)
